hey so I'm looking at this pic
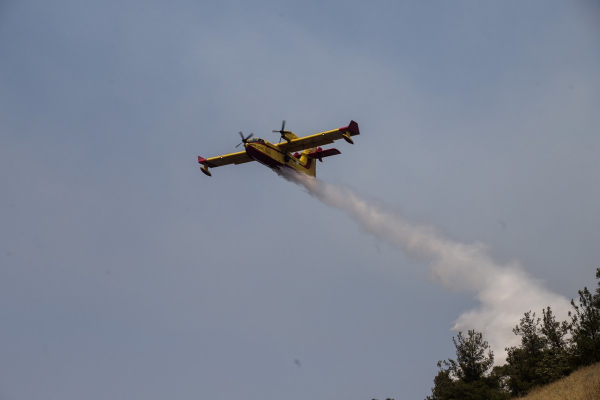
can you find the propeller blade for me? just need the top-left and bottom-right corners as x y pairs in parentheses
(236, 131), (254, 148)
(273, 120), (289, 141)
(237, 132), (243, 148)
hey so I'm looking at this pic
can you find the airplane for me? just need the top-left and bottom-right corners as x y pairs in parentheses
(197, 120), (360, 177)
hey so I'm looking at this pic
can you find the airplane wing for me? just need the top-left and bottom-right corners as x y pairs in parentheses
(276, 120), (360, 153)
(198, 151), (253, 168)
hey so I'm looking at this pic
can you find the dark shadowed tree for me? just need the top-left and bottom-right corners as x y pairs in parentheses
(596, 267), (600, 299)
(538, 307), (571, 382)
(426, 330), (508, 400)
(502, 311), (545, 396)
(449, 330), (495, 383)
(541, 307), (569, 352)
(500, 309), (571, 396)
(568, 268), (600, 367)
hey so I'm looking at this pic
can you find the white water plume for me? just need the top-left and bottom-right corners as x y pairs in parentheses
(279, 169), (571, 361)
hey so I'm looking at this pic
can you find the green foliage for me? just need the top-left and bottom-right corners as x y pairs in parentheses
(426, 369), (454, 400)
(596, 267), (600, 299)
(426, 330), (509, 400)
(568, 268), (600, 367)
(541, 307), (569, 352)
(426, 368), (509, 400)
(501, 309), (571, 396)
(422, 269), (600, 400)
(450, 331), (495, 383)
(538, 307), (571, 383)
(515, 312), (545, 354)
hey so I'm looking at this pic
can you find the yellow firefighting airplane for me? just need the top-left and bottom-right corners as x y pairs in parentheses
(198, 120), (360, 177)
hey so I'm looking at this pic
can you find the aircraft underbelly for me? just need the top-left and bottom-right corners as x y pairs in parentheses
(246, 145), (282, 169)
(245, 144), (314, 176)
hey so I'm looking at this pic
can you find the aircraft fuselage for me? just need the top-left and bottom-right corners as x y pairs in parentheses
(244, 140), (316, 176)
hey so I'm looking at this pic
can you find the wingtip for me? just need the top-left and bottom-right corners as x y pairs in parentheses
(340, 120), (360, 136)
(348, 120), (360, 136)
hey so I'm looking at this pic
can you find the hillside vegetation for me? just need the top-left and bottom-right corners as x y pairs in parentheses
(423, 269), (600, 400)
(523, 362), (600, 400)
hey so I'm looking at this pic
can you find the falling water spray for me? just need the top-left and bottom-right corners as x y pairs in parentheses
(278, 169), (571, 361)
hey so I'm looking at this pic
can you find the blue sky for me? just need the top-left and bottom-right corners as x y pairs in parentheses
(1, 1), (599, 399)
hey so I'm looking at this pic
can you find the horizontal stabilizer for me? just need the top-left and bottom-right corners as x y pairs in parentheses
(307, 147), (341, 160)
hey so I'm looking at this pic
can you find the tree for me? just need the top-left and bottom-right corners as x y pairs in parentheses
(541, 307), (569, 352)
(449, 330), (495, 383)
(502, 311), (545, 396)
(568, 269), (600, 367)
(426, 330), (508, 400)
(513, 311), (545, 355)
(596, 267), (600, 300)
(426, 369), (455, 400)
(501, 309), (571, 396)
(538, 307), (571, 383)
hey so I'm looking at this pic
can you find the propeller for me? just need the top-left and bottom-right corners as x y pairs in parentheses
(272, 120), (291, 143)
(236, 131), (254, 148)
